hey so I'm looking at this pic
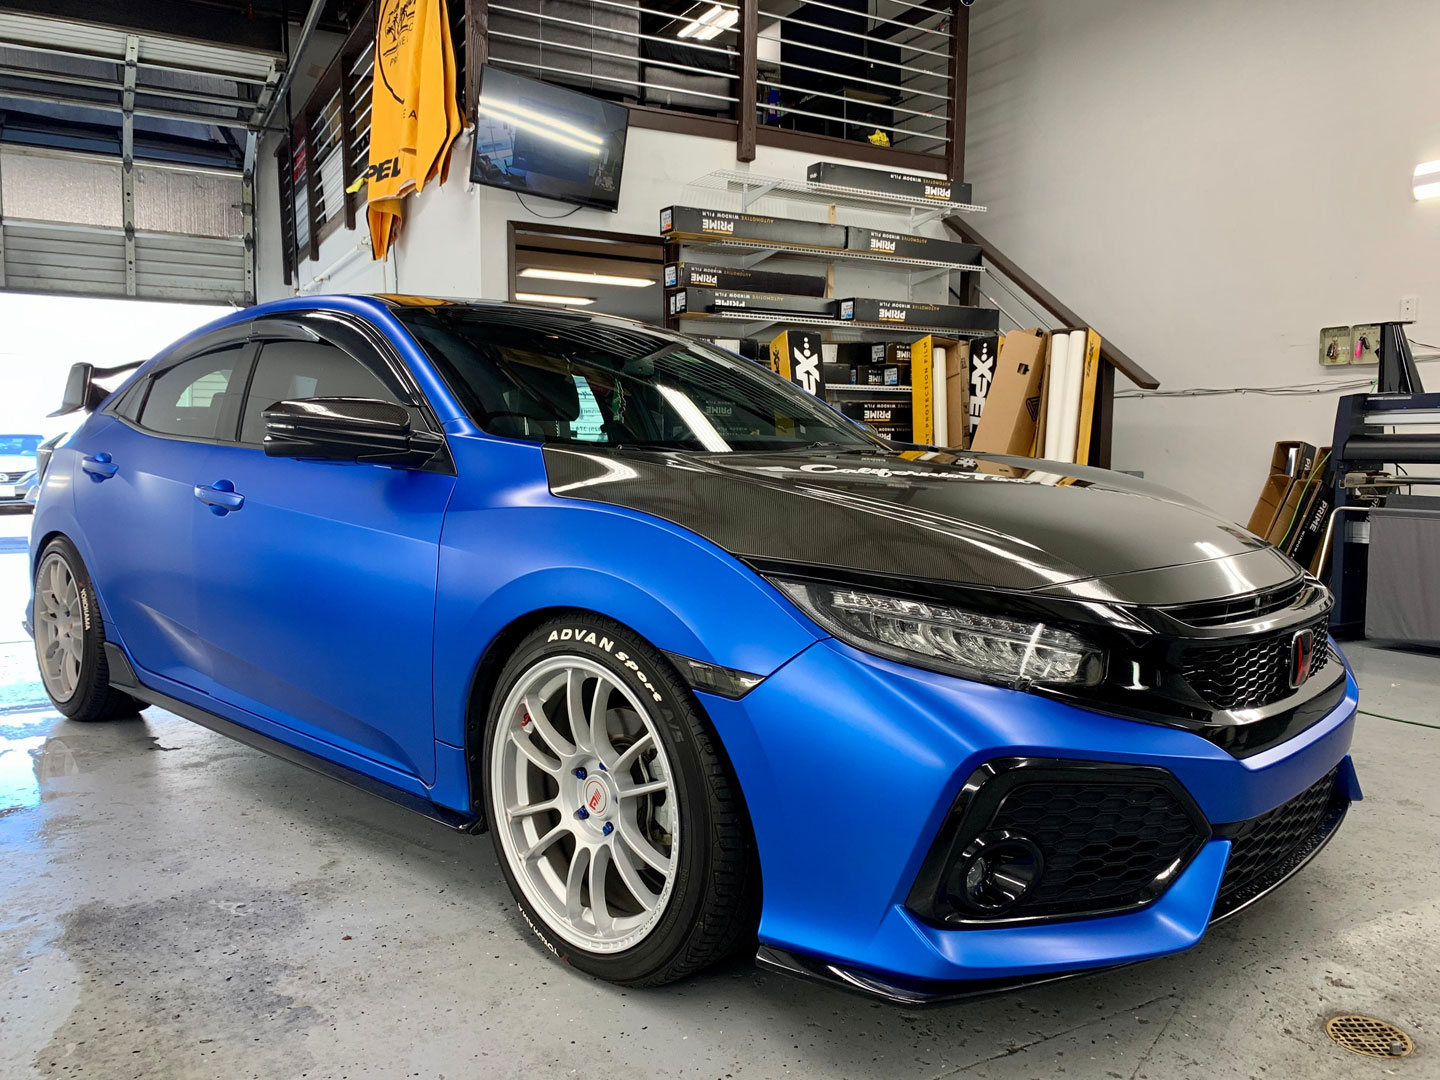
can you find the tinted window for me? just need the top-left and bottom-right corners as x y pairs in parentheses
(240, 340), (399, 444)
(137, 349), (243, 441)
(395, 307), (878, 452)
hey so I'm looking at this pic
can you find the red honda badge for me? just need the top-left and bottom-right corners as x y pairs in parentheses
(1289, 629), (1315, 689)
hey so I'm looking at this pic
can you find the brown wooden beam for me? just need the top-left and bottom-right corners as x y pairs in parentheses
(946, 1), (968, 182)
(736, 0), (757, 163)
(944, 218), (1160, 389)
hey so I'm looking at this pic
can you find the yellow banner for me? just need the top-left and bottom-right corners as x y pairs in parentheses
(360, 0), (463, 259)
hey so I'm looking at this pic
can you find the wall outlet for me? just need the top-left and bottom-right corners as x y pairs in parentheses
(1319, 325), (1352, 366)
(1401, 294), (1420, 321)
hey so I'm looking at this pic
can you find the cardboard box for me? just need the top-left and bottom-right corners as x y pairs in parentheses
(668, 288), (836, 319)
(944, 340), (971, 449)
(660, 206), (847, 251)
(909, 335), (968, 446)
(1267, 447), (1329, 548)
(970, 328), (1048, 457)
(838, 298), (1000, 332)
(1073, 329), (1104, 465)
(844, 228), (982, 267)
(1246, 441), (1319, 538)
(838, 397), (912, 441)
(768, 330), (826, 397)
(966, 334), (999, 433)
(806, 161), (972, 205)
(664, 262), (826, 297)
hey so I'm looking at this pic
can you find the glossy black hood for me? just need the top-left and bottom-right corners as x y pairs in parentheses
(543, 446), (1300, 605)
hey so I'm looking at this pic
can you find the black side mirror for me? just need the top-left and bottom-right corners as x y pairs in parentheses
(262, 397), (444, 469)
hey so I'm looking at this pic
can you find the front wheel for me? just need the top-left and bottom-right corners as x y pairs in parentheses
(485, 614), (758, 986)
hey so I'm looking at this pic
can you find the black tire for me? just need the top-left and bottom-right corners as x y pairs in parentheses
(484, 612), (759, 987)
(33, 536), (144, 722)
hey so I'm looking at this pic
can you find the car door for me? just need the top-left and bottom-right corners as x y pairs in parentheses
(70, 337), (255, 693)
(196, 317), (455, 783)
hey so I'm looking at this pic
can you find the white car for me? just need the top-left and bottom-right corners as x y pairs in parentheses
(0, 434), (43, 511)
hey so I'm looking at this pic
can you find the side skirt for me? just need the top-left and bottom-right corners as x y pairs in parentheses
(106, 643), (485, 835)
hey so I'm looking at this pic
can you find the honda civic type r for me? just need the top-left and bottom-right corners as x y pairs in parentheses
(26, 295), (1359, 1001)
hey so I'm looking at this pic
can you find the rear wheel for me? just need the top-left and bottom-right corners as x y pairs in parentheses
(485, 614), (758, 986)
(33, 537), (143, 722)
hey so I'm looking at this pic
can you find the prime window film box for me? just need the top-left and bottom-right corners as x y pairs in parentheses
(664, 263), (826, 297)
(838, 298), (1000, 332)
(843, 228), (982, 268)
(805, 162), (972, 205)
(668, 288), (836, 319)
(839, 397), (912, 442)
(660, 206), (847, 251)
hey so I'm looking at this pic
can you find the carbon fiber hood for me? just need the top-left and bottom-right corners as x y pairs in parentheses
(543, 446), (1299, 604)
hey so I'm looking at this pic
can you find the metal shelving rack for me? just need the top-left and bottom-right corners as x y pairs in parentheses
(665, 169), (991, 343)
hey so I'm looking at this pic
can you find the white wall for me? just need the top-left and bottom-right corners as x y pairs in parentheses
(255, 125), (953, 311)
(965, 0), (1440, 519)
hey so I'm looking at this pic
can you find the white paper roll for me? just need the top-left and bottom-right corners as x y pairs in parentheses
(1056, 329), (1087, 463)
(932, 346), (948, 446)
(1042, 332), (1069, 460)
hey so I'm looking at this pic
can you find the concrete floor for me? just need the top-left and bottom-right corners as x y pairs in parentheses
(0, 510), (1436, 1080)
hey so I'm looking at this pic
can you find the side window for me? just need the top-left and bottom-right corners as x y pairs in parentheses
(137, 348), (245, 441)
(239, 340), (400, 444)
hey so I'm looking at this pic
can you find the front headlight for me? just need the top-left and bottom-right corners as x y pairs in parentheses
(775, 581), (1105, 688)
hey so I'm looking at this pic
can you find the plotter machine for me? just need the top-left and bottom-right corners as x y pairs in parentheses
(1325, 323), (1440, 643)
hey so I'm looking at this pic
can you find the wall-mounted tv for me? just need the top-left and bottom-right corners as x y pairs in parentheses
(470, 66), (629, 213)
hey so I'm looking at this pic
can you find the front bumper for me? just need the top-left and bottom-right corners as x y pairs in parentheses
(699, 636), (1359, 1001)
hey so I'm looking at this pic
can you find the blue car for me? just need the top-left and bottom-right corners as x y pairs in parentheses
(27, 295), (1359, 1001)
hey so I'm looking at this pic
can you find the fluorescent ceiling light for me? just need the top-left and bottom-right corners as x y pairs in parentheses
(478, 99), (603, 155)
(678, 4), (737, 40)
(515, 292), (595, 306)
(519, 267), (653, 288)
(1415, 160), (1440, 201)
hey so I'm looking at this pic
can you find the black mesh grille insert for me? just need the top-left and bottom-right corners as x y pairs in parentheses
(987, 781), (1206, 917)
(1217, 767), (1340, 906)
(1181, 615), (1332, 711)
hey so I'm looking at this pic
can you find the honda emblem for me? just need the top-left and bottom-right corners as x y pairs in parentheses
(1289, 629), (1315, 689)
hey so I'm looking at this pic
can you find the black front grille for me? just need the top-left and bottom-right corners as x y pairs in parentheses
(1216, 767), (1340, 907)
(1180, 614), (1332, 711)
(989, 782), (1206, 916)
(1161, 579), (1307, 628)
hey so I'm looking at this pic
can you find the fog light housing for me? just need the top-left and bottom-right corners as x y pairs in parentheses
(949, 831), (1043, 914)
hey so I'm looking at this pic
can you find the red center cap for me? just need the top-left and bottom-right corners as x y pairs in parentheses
(584, 777), (608, 815)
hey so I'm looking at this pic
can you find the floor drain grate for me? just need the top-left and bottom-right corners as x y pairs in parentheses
(1325, 1015), (1415, 1058)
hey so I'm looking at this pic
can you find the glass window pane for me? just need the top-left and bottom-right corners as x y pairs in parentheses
(138, 349), (243, 441)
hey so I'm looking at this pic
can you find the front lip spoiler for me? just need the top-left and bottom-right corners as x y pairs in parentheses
(756, 791), (1351, 1005)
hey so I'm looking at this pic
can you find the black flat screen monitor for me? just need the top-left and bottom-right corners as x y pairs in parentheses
(470, 66), (629, 212)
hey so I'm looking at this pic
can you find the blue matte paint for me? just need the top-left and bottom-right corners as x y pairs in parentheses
(30, 295), (1361, 990)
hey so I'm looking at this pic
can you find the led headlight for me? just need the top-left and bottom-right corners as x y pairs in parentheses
(775, 581), (1105, 688)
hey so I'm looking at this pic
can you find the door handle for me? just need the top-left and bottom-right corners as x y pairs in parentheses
(194, 479), (245, 515)
(81, 453), (118, 481)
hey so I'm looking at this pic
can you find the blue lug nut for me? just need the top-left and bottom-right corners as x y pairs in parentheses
(602, 822), (613, 836)
(573, 766), (587, 779)
(575, 807), (589, 820)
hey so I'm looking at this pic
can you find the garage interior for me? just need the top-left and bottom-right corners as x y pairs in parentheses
(1, 0), (1438, 1077)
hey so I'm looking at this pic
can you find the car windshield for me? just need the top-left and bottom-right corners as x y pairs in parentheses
(394, 305), (882, 452)
(0, 435), (41, 455)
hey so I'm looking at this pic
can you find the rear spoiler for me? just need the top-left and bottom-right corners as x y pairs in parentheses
(50, 361), (144, 417)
